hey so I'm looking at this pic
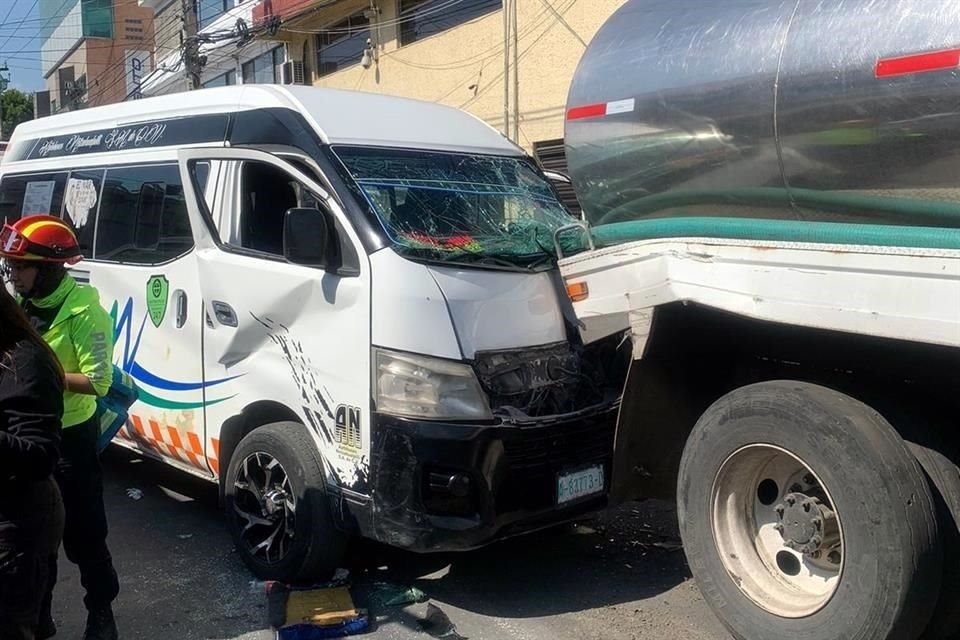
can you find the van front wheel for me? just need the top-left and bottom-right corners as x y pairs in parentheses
(224, 422), (346, 582)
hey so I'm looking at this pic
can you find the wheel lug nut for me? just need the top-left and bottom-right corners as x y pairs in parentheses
(774, 523), (784, 533)
(812, 517), (822, 528)
(803, 502), (812, 513)
(811, 550), (822, 559)
(811, 535), (822, 547)
(786, 496), (796, 506)
(775, 504), (785, 516)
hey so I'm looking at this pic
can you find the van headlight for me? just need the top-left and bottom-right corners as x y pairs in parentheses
(374, 348), (493, 421)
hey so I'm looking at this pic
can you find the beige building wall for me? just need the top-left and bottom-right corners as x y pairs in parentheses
(269, 0), (627, 152)
(45, 45), (88, 113)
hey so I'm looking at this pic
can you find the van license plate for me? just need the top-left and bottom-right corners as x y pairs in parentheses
(557, 465), (604, 505)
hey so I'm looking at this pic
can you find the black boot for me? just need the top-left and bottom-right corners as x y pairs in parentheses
(83, 606), (118, 640)
(35, 615), (56, 640)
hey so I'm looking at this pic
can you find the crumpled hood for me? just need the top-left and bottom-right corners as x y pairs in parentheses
(426, 266), (566, 359)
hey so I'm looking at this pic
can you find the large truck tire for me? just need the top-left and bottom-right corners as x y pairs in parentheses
(677, 381), (941, 640)
(906, 441), (960, 639)
(224, 422), (347, 583)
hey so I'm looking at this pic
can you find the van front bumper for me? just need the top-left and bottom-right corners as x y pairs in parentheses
(356, 406), (618, 552)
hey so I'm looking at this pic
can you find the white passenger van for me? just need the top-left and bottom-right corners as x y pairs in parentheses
(0, 86), (629, 580)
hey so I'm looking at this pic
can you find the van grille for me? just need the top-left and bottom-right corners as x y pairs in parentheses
(497, 410), (616, 512)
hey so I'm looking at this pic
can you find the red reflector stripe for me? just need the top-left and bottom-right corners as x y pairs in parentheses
(567, 103), (608, 121)
(876, 48), (960, 78)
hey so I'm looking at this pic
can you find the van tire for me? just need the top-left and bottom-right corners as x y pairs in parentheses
(677, 381), (941, 640)
(224, 422), (346, 583)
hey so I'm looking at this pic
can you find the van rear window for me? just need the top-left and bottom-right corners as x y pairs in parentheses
(95, 164), (194, 264)
(0, 172), (68, 224)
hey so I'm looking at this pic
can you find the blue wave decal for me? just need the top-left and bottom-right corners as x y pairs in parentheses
(129, 361), (241, 391)
(110, 298), (245, 400)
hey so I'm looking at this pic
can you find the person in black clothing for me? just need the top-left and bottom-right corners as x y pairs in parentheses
(0, 284), (65, 640)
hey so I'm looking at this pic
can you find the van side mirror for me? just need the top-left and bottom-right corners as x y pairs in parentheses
(283, 208), (334, 269)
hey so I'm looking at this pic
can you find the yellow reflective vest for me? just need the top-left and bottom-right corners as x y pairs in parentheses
(27, 275), (114, 428)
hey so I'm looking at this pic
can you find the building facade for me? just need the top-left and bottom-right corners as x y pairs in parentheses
(39, 0), (156, 112)
(249, 0), (628, 157)
(140, 0), (289, 95)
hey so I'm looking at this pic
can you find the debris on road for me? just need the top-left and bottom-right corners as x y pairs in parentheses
(418, 603), (467, 640)
(125, 488), (143, 500)
(651, 542), (684, 552)
(266, 582), (369, 638)
(366, 582), (429, 609)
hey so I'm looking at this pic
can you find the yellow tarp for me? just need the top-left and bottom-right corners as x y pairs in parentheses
(284, 587), (359, 628)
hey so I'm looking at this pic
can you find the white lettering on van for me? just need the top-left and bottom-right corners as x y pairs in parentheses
(65, 134), (104, 153)
(37, 140), (65, 157)
(105, 123), (167, 151)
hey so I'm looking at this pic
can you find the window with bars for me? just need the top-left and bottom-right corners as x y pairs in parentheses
(398, 0), (501, 46)
(315, 11), (370, 77)
(532, 139), (583, 218)
(241, 47), (284, 84)
(203, 70), (236, 88)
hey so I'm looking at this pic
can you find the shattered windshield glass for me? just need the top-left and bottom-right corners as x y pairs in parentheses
(333, 146), (577, 268)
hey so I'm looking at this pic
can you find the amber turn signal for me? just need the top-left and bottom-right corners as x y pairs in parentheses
(566, 281), (589, 302)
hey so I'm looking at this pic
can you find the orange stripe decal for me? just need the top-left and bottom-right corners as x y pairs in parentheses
(166, 426), (183, 449)
(149, 420), (164, 443)
(187, 432), (203, 455)
(121, 415), (213, 473)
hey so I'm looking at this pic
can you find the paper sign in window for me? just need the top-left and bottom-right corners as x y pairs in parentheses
(21, 181), (56, 216)
(65, 178), (98, 229)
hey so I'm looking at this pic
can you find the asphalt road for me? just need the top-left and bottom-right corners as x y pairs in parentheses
(49, 448), (731, 640)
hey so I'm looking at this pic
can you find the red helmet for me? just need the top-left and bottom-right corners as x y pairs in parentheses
(0, 215), (82, 264)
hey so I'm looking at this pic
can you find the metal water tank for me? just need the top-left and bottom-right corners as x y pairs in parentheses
(565, 0), (960, 229)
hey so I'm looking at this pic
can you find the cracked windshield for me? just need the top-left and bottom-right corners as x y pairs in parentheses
(333, 146), (577, 268)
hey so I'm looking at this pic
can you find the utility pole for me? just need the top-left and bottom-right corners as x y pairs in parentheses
(0, 62), (10, 140)
(182, 0), (202, 89)
(502, 0), (510, 138)
(511, 0), (519, 143)
(501, 0), (520, 143)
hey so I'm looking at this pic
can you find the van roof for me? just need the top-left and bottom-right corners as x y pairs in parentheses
(9, 85), (523, 157)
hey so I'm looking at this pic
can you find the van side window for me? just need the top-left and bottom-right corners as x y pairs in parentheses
(238, 161), (300, 255)
(95, 164), (195, 264)
(204, 159), (358, 274)
(0, 172), (69, 224)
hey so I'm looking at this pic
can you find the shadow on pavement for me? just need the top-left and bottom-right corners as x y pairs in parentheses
(96, 447), (691, 639)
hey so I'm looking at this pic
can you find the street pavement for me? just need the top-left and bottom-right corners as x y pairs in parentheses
(49, 447), (730, 640)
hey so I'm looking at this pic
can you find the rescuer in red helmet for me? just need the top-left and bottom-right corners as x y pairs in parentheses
(0, 216), (120, 640)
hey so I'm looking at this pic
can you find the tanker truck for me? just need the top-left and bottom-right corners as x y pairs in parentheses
(556, 1), (960, 639)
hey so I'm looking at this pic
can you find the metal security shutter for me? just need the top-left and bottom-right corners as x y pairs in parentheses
(533, 138), (582, 218)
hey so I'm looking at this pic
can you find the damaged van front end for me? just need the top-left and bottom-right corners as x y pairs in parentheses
(364, 327), (630, 552)
(331, 144), (631, 551)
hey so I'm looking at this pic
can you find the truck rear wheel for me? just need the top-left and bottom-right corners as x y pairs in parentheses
(678, 381), (941, 640)
(906, 440), (960, 639)
(224, 422), (346, 583)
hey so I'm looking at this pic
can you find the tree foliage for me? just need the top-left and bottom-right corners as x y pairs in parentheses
(1, 89), (34, 140)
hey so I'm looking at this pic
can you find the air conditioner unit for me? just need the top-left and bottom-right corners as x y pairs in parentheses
(281, 60), (306, 85)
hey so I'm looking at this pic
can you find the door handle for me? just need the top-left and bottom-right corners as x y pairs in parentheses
(211, 301), (238, 327)
(174, 290), (188, 329)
